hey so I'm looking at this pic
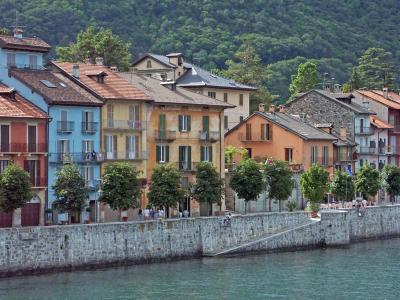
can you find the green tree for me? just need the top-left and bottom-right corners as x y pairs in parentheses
(192, 162), (224, 216)
(380, 165), (400, 203)
(330, 171), (355, 203)
(0, 164), (33, 225)
(221, 43), (275, 113)
(300, 164), (329, 212)
(148, 164), (184, 216)
(52, 164), (88, 222)
(56, 25), (132, 71)
(264, 160), (294, 212)
(355, 47), (396, 89)
(225, 145), (248, 164)
(101, 162), (141, 218)
(355, 165), (381, 201)
(289, 61), (320, 98)
(0, 28), (10, 35)
(229, 159), (264, 213)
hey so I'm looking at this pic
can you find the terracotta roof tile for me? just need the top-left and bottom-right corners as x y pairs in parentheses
(52, 61), (152, 101)
(356, 90), (400, 109)
(10, 69), (103, 106)
(0, 35), (50, 52)
(0, 83), (48, 119)
(370, 115), (394, 129)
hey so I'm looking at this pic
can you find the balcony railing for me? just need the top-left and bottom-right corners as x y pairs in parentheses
(155, 130), (176, 141)
(81, 122), (98, 134)
(57, 121), (75, 133)
(30, 177), (47, 188)
(7, 63), (45, 70)
(312, 157), (334, 166)
(359, 147), (377, 154)
(199, 131), (220, 142)
(48, 152), (103, 164)
(85, 179), (100, 192)
(176, 161), (198, 172)
(355, 126), (374, 135)
(238, 132), (271, 142)
(104, 120), (145, 130)
(103, 151), (147, 160)
(0, 143), (47, 153)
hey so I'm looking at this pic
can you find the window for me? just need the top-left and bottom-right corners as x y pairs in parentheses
(245, 124), (252, 141)
(223, 93), (228, 102)
(246, 148), (252, 158)
(83, 140), (94, 160)
(284, 148), (293, 163)
(360, 159), (364, 167)
(0, 160), (9, 174)
(260, 123), (271, 140)
(179, 115), (191, 132)
(82, 166), (94, 188)
(202, 116), (209, 134)
(201, 146), (213, 162)
(239, 94), (244, 106)
(82, 111), (94, 133)
(178, 146), (192, 170)
(60, 110), (68, 131)
(29, 55), (37, 69)
(322, 146), (329, 166)
(129, 105), (141, 129)
(6, 53), (16, 67)
(126, 135), (139, 159)
(156, 145), (169, 163)
(24, 160), (40, 186)
(58, 140), (70, 163)
(146, 60), (152, 68)
(28, 125), (37, 152)
(0, 124), (10, 152)
(224, 116), (228, 130)
(360, 118), (364, 133)
(311, 146), (318, 164)
(105, 135), (117, 159)
(107, 105), (114, 127)
(208, 91), (216, 99)
(389, 114), (396, 126)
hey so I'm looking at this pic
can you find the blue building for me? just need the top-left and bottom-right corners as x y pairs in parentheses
(0, 29), (104, 223)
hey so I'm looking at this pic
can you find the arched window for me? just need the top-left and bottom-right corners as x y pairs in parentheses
(146, 60), (152, 68)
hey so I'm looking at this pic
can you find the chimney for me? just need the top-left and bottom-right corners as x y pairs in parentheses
(278, 105), (285, 113)
(258, 103), (265, 112)
(84, 58), (91, 64)
(383, 87), (389, 99)
(110, 66), (118, 72)
(268, 104), (276, 113)
(13, 28), (23, 39)
(339, 127), (347, 140)
(72, 64), (80, 78)
(95, 57), (104, 66)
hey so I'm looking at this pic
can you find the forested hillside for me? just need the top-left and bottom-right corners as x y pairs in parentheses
(1, 0), (399, 100)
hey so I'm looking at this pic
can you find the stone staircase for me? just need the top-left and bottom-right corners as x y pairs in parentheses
(204, 219), (321, 257)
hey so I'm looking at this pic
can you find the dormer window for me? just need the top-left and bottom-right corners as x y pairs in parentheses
(97, 75), (105, 84)
(146, 60), (152, 68)
(85, 70), (108, 84)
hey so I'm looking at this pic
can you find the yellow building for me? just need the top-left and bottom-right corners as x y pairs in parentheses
(121, 73), (233, 216)
(130, 53), (255, 131)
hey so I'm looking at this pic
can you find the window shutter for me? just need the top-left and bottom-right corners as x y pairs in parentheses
(57, 140), (62, 154)
(187, 116), (191, 131)
(166, 146), (170, 162)
(188, 146), (192, 168)
(23, 160), (29, 172)
(82, 141), (86, 154)
(65, 140), (70, 153)
(156, 146), (161, 162)
(113, 135), (118, 158)
(200, 146), (205, 161)
(159, 114), (166, 137)
(129, 105), (134, 121)
(135, 105), (140, 121)
(82, 111), (86, 123)
(179, 146), (183, 166)
(126, 136), (129, 157)
(135, 136), (139, 158)
(260, 124), (265, 140)
(103, 135), (107, 151)
(36, 160), (41, 185)
(209, 146), (213, 162)
(203, 116), (209, 133)
(178, 115), (183, 131)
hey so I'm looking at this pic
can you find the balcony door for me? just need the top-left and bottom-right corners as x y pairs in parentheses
(83, 111), (94, 132)
(179, 146), (192, 170)
(0, 124), (9, 152)
(28, 125), (37, 152)
(126, 136), (139, 159)
(24, 160), (40, 186)
(105, 135), (117, 159)
(129, 105), (140, 129)
(60, 110), (68, 131)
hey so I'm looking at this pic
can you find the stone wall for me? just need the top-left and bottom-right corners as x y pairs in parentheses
(2, 206), (400, 276)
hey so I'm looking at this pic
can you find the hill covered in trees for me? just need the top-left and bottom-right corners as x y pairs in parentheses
(1, 0), (400, 101)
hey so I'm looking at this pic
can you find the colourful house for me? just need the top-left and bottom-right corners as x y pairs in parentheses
(0, 84), (48, 227)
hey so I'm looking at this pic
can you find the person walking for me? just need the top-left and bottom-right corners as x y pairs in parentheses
(144, 207), (150, 220)
(137, 208), (143, 221)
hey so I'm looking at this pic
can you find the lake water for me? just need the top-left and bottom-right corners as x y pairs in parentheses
(1, 238), (399, 300)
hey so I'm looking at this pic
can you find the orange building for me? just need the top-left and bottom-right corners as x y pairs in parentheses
(123, 73), (233, 216)
(225, 107), (337, 174)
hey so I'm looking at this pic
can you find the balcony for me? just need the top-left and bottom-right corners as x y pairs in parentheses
(104, 120), (145, 130)
(199, 131), (220, 142)
(103, 151), (147, 161)
(30, 177), (47, 188)
(85, 179), (100, 192)
(81, 122), (98, 134)
(312, 157), (334, 167)
(238, 133), (271, 142)
(155, 130), (176, 142)
(57, 121), (75, 133)
(359, 147), (377, 155)
(7, 63), (45, 70)
(48, 152), (103, 164)
(355, 126), (374, 135)
(176, 161), (198, 172)
(0, 143), (47, 153)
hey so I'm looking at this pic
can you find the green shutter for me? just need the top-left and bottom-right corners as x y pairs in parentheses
(166, 146), (170, 162)
(209, 146), (213, 162)
(200, 146), (205, 161)
(202, 116), (209, 133)
(188, 146), (192, 169)
(156, 145), (161, 162)
(179, 146), (183, 164)
(159, 114), (166, 138)
(178, 115), (183, 131)
(187, 115), (191, 131)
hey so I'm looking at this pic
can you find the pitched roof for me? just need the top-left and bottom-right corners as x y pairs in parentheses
(10, 69), (103, 106)
(356, 90), (400, 109)
(226, 111), (337, 141)
(289, 90), (374, 114)
(370, 115), (394, 129)
(0, 83), (48, 119)
(120, 73), (234, 108)
(52, 61), (152, 101)
(0, 34), (50, 53)
(176, 64), (257, 91)
(133, 53), (176, 69)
